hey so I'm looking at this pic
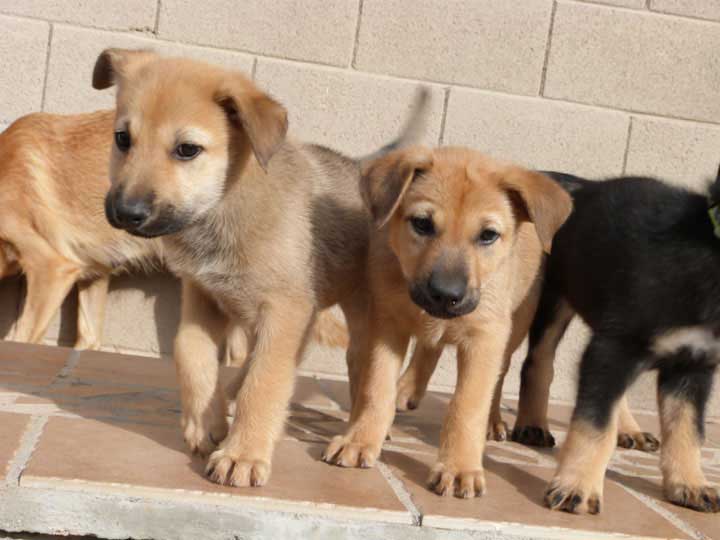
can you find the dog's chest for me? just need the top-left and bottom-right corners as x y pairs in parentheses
(165, 228), (254, 311)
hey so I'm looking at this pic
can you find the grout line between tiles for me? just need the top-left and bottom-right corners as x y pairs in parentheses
(39, 23), (54, 111)
(538, 0), (558, 96)
(376, 461), (423, 526)
(4, 415), (48, 486)
(614, 480), (708, 540)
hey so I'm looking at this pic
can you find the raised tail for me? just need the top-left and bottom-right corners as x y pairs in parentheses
(358, 86), (431, 166)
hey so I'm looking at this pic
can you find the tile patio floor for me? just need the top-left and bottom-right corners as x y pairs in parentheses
(0, 341), (717, 540)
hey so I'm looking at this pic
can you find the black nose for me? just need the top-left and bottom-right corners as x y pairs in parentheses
(427, 271), (467, 305)
(106, 190), (152, 230)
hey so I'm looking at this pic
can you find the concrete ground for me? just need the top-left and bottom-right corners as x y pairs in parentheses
(0, 341), (718, 540)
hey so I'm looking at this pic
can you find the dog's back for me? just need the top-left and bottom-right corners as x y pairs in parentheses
(548, 175), (717, 334)
(0, 110), (160, 275)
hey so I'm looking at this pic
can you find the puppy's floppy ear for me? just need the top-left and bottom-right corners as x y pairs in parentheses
(501, 167), (573, 253)
(361, 146), (433, 229)
(92, 48), (157, 90)
(214, 75), (288, 171)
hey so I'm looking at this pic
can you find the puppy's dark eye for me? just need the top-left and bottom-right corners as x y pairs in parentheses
(477, 229), (499, 245)
(410, 216), (435, 237)
(174, 143), (203, 160)
(114, 130), (131, 152)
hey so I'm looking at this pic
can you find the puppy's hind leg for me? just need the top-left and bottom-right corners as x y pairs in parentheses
(396, 342), (443, 412)
(658, 360), (719, 512)
(487, 350), (512, 442)
(512, 288), (573, 447)
(545, 335), (643, 514)
(13, 257), (81, 344)
(617, 395), (660, 452)
(75, 275), (110, 350)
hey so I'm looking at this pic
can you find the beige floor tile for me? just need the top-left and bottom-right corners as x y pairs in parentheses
(0, 411), (30, 476)
(611, 472), (719, 540)
(23, 416), (409, 517)
(383, 451), (690, 539)
(0, 341), (71, 387)
(73, 350), (178, 389)
(14, 382), (181, 426)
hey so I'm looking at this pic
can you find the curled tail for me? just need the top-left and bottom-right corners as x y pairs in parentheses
(358, 86), (431, 166)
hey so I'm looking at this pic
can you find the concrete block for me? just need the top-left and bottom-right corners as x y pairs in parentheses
(44, 25), (254, 115)
(443, 88), (629, 177)
(255, 59), (444, 156)
(545, 1), (720, 123)
(649, 0), (720, 21)
(158, 0), (358, 67)
(625, 116), (720, 189)
(355, 0), (553, 95)
(44, 273), (179, 355)
(0, 0), (157, 30)
(0, 15), (49, 123)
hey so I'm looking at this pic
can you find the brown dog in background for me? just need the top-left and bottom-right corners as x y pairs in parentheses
(323, 147), (572, 499)
(93, 48), (429, 487)
(0, 111), (347, 356)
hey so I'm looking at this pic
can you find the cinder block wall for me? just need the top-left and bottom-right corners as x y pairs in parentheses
(1, 1), (719, 415)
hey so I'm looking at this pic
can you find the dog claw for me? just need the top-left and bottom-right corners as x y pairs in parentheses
(617, 431), (660, 452)
(666, 483), (720, 512)
(511, 425), (556, 448)
(322, 435), (379, 469)
(545, 483), (601, 514)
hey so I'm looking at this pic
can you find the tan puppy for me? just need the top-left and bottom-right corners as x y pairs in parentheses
(0, 111), (347, 357)
(0, 110), (161, 350)
(92, 48), (428, 487)
(323, 147), (572, 499)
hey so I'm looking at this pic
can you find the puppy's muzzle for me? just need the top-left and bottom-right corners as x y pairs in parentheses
(105, 188), (153, 232)
(410, 270), (479, 319)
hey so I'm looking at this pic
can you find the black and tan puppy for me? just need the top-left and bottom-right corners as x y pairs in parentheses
(522, 170), (720, 514)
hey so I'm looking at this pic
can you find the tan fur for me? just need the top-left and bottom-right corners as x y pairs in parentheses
(659, 395), (719, 511)
(545, 416), (618, 514)
(0, 109), (348, 355)
(323, 147), (572, 499)
(94, 49), (422, 487)
(0, 110), (163, 349)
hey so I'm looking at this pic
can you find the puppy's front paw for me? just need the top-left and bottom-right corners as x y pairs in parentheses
(428, 462), (486, 498)
(182, 414), (228, 458)
(665, 483), (720, 513)
(545, 479), (601, 514)
(206, 448), (271, 487)
(617, 431), (660, 452)
(511, 425), (556, 447)
(321, 435), (379, 468)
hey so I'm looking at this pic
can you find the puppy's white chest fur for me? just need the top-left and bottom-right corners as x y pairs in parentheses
(652, 326), (720, 362)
